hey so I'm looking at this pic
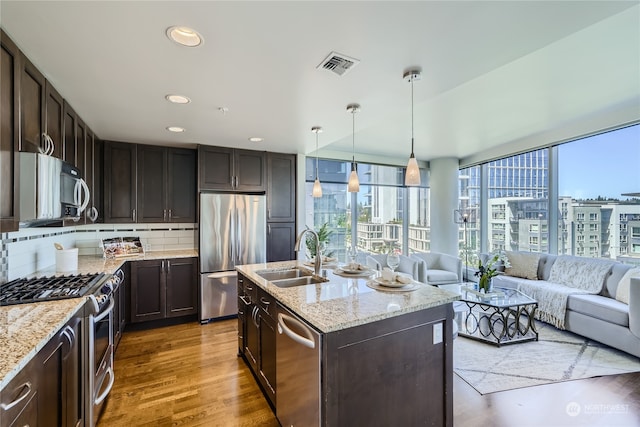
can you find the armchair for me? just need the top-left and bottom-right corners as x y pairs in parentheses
(411, 252), (462, 285)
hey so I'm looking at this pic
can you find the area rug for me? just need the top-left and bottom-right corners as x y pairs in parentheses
(454, 321), (640, 395)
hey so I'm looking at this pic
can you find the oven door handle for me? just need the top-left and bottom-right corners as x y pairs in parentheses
(94, 297), (115, 322)
(94, 367), (115, 406)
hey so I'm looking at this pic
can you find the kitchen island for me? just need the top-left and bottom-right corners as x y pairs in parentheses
(236, 261), (460, 427)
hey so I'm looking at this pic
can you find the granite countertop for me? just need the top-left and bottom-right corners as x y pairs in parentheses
(236, 261), (460, 333)
(0, 249), (199, 391)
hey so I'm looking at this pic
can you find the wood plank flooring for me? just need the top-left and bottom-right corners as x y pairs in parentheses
(99, 319), (640, 427)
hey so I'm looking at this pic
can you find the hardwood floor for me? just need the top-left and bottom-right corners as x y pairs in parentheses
(99, 319), (640, 427)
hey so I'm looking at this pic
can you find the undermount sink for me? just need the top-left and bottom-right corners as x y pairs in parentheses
(256, 267), (313, 281)
(270, 275), (327, 288)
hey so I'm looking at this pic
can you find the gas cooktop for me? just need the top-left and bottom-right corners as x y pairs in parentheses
(0, 273), (107, 306)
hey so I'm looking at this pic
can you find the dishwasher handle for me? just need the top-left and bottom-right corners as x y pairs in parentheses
(277, 312), (316, 349)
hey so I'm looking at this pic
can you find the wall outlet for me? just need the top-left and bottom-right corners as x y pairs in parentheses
(433, 322), (443, 344)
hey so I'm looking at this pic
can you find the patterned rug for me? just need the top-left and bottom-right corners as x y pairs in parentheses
(454, 321), (640, 395)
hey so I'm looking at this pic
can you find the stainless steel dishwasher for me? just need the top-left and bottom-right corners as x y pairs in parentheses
(276, 302), (321, 427)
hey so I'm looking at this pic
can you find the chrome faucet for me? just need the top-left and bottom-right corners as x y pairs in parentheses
(294, 229), (322, 276)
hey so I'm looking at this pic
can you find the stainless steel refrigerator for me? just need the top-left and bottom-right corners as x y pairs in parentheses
(199, 193), (266, 323)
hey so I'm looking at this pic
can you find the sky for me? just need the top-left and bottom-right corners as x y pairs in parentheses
(558, 124), (640, 200)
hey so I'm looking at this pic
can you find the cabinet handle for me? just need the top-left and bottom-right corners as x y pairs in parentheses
(0, 381), (32, 410)
(167, 260), (171, 275)
(163, 209), (167, 221)
(268, 224), (271, 235)
(168, 209), (172, 220)
(132, 209), (137, 222)
(268, 209), (271, 219)
(252, 306), (260, 328)
(259, 297), (270, 306)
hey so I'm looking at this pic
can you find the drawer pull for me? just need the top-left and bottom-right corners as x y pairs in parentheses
(259, 297), (271, 306)
(1, 381), (32, 411)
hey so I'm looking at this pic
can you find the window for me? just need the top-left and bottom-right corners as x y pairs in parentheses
(577, 213), (585, 221)
(632, 227), (640, 238)
(577, 224), (584, 232)
(577, 235), (585, 242)
(529, 236), (539, 245)
(458, 166), (481, 268)
(590, 223), (598, 232)
(589, 213), (598, 221)
(306, 158), (427, 260)
(589, 235), (598, 242)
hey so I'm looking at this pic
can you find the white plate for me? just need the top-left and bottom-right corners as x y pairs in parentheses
(374, 277), (412, 288)
(339, 265), (372, 274)
(367, 281), (419, 292)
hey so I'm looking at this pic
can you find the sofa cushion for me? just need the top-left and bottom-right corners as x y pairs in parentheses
(548, 255), (613, 293)
(567, 294), (629, 327)
(615, 267), (640, 304)
(504, 251), (540, 280)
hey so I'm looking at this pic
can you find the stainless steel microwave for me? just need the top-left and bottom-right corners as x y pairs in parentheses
(19, 152), (90, 227)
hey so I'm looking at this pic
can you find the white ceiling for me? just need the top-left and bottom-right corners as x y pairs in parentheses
(2, 1), (639, 165)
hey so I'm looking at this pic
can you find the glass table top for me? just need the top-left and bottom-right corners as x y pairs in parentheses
(459, 286), (537, 307)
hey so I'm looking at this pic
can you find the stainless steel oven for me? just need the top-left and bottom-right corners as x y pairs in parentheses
(87, 268), (123, 426)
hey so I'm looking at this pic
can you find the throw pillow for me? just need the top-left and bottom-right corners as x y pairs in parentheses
(504, 251), (540, 280)
(615, 267), (640, 305)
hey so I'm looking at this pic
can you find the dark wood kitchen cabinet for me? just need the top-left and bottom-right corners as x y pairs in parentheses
(0, 30), (20, 233)
(137, 145), (196, 223)
(104, 141), (137, 223)
(130, 257), (197, 323)
(19, 53), (45, 154)
(266, 152), (296, 261)
(0, 348), (39, 426)
(113, 263), (129, 350)
(62, 100), (76, 165)
(238, 275), (276, 409)
(44, 81), (64, 159)
(199, 145), (266, 192)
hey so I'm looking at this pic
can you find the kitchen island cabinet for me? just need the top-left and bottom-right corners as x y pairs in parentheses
(236, 261), (459, 426)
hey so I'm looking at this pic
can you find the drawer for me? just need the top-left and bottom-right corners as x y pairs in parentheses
(257, 287), (276, 319)
(1, 358), (38, 426)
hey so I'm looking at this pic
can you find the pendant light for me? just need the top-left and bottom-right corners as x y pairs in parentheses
(346, 103), (360, 193)
(404, 69), (421, 186)
(311, 126), (323, 197)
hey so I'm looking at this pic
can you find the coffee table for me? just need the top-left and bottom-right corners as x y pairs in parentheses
(454, 286), (538, 346)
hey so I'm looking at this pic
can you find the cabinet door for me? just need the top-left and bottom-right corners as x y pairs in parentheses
(0, 30), (20, 233)
(166, 257), (197, 317)
(93, 138), (104, 222)
(84, 128), (96, 222)
(130, 259), (166, 322)
(44, 81), (64, 159)
(167, 148), (196, 222)
(62, 101), (76, 165)
(267, 222), (296, 262)
(235, 149), (266, 192)
(245, 307), (259, 373)
(75, 118), (85, 173)
(267, 152), (296, 222)
(258, 311), (277, 407)
(38, 330), (64, 426)
(199, 145), (234, 190)
(19, 54), (45, 153)
(63, 316), (83, 427)
(0, 347), (39, 426)
(104, 141), (137, 223)
(137, 145), (167, 222)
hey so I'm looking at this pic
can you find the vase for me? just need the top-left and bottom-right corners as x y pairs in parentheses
(479, 276), (493, 293)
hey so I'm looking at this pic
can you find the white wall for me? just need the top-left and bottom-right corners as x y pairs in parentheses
(428, 157), (460, 256)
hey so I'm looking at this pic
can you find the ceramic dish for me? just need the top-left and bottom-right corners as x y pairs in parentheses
(366, 281), (420, 292)
(338, 265), (372, 274)
(374, 277), (413, 288)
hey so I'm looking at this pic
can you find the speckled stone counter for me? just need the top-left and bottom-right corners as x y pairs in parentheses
(0, 249), (198, 390)
(236, 261), (460, 333)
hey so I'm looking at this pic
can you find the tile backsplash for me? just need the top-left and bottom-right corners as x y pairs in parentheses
(1, 223), (197, 283)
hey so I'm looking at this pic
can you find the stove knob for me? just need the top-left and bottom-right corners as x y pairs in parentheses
(96, 294), (108, 305)
(101, 283), (113, 294)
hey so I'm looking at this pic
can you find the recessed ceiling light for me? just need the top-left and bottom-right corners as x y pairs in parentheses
(166, 126), (185, 133)
(165, 94), (191, 104)
(166, 26), (203, 47)
(249, 137), (264, 143)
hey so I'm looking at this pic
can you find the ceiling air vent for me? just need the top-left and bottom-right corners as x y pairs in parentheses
(317, 51), (360, 76)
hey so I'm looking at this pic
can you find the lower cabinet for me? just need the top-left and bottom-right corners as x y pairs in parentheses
(267, 222), (296, 262)
(1, 305), (85, 427)
(113, 263), (129, 350)
(130, 257), (197, 323)
(238, 275), (277, 409)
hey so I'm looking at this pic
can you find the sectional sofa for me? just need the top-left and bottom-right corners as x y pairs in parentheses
(486, 251), (640, 358)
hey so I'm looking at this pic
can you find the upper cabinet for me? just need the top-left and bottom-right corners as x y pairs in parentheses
(137, 145), (196, 223)
(19, 54), (45, 154)
(104, 141), (137, 223)
(62, 100), (76, 164)
(199, 146), (266, 192)
(44, 82), (64, 159)
(0, 30), (20, 233)
(267, 152), (296, 222)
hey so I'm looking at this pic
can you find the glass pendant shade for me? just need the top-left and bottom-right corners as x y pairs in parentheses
(312, 178), (323, 197)
(348, 163), (360, 192)
(405, 153), (420, 186)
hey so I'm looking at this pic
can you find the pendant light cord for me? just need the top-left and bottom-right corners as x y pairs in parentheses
(411, 74), (415, 157)
(315, 131), (319, 179)
(352, 109), (356, 163)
